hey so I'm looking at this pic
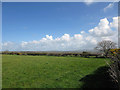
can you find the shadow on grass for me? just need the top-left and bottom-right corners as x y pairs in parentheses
(79, 66), (118, 89)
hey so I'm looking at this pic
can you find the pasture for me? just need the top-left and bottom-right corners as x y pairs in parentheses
(2, 55), (115, 88)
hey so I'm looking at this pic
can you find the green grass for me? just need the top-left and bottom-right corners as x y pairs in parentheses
(2, 55), (110, 88)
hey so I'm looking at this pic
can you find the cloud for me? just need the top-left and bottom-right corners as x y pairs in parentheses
(42, 35), (53, 40)
(83, 0), (95, 5)
(80, 31), (85, 34)
(88, 18), (115, 37)
(110, 17), (118, 29)
(2, 16), (118, 51)
(2, 42), (19, 51)
(104, 2), (114, 12)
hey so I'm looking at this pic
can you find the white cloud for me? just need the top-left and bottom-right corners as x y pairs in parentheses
(2, 42), (19, 51)
(83, 0), (96, 5)
(45, 35), (53, 40)
(61, 34), (70, 41)
(2, 16), (118, 51)
(104, 2), (114, 12)
(110, 17), (118, 29)
(74, 34), (83, 40)
(84, 0), (94, 5)
(89, 18), (115, 37)
(42, 35), (53, 41)
(80, 31), (85, 34)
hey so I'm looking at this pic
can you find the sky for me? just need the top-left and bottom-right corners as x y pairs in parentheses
(2, 2), (118, 51)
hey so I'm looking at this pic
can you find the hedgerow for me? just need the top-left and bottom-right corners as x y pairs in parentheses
(107, 49), (120, 89)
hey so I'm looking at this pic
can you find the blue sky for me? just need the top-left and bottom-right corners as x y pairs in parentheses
(2, 2), (118, 51)
(2, 2), (117, 42)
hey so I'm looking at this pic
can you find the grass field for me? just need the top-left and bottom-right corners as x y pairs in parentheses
(2, 55), (115, 88)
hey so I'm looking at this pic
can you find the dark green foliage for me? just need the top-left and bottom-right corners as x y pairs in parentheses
(2, 51), (105, 58)
(81, 51), (90, 58)
(107, 49), (120, 89)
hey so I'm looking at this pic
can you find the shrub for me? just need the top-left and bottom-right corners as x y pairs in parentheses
(17, 52), (22, 55)
(106, 49), (120, 89)
(81, 51), (90, 58)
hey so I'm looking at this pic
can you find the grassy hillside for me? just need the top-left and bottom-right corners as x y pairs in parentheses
(2, 55), (114, 88)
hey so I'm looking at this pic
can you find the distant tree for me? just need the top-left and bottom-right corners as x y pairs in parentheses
(81, 51), (90, 58)
(95, 40), (117, 57)
(3, 50), (9, 54)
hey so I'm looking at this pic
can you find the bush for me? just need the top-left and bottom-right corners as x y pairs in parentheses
(16, 52), (22, 55)
(81, 51), (90, 58)
(107, 49), (120, 89)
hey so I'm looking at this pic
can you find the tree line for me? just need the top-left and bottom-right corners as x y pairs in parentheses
(1, 50), (104, 58)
